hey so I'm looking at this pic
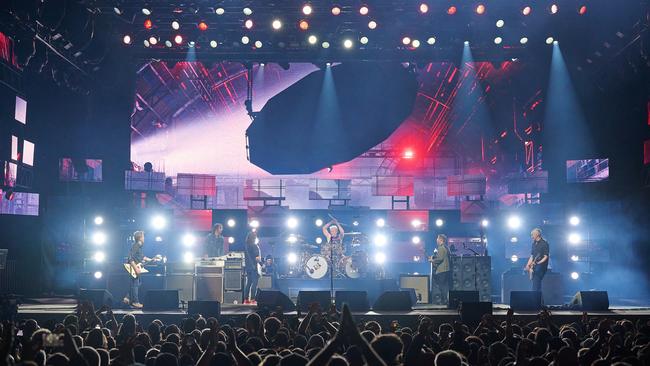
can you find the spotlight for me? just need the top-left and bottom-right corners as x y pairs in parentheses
(352, 220), (359, 226)
(412, 236), (421, 244)
(481, 219), (489, 228)
(142, 8), (151, 15)
(553, 40), (558, 45)
(155, 236), (163, 242)
(254, 40), (263, 48)
(165, 40), (172, 47)
(375, 252), (386, 264)
(411, 219), (422, 228)
(198, 21), (208, 31)
(243, 7), (253, 16)
(171, 21), (180, 30)
(464, 40), (470, 46)
(287, 217), (298, 229)
(93, 251), (106, 262)
(343, 39), (353, 49)
(228, 237), (235, 244)
(315, 219), (323, 227)
(419, 3), (429, 14)
(144, 40), (150, 47)
(510, 255), (519, 262)
(496, 19), (505, 28)
(494, 37), (502, 45)
(322, 41), (330, 48)
(546, 37), (555, 45)
(507, 216), (521, 229)
(331, 6), (341, 16)
(570, 255), (579, 262)
(148, 36), (158, 45)
(374, 234), (387, 247)
(144, 19), (153, 30)
(316, 237), (323, 244)
(435, 219), (444, 227)
(183, 252), (194, 263)
(475, 4), (486, 15)
(241, 36), (250, 44)
(427, 37), (436, 45)
(571, 272), (579, 280)
(411, 39), (420, 48)
(174, 34), (183, 44)
(249, 219), (260, 228)
(510, 237), (518, 243)
(568, 233), (581, 245)
(308, 35), (318, 44)
(299, 20), (309, 30)
(113, 7), (122, 15)
(224, 219), (235, 228)
(522, 6), (532, 16)
(569, 216), (580, 226)
(94, 216), (104, 225)
(287, 252), (298, 264)
(272, 19), (283, 30)
(92, 232), (107, 245)
(245, 19), (254, 29)
(359, 5), (369, 15)
(93, 271), (103, 279)
(520, 37), (528, 45)
(182, 233), (196, 247)
(402, 37), (411, 45)
(215, 7), (225, 15)
(287, 235), (298, 244)
(375, 218), (385, 228)
(550, 4), (558, 14)
(368, 20), (377, 30)
(151, 215), (167, 229)
(122, 35), (132, 45)
(302, 4), (312, 15)
(578, 5), (587, 15)
(447, 6), (457, 15)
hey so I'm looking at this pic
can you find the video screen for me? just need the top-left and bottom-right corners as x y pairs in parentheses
(11, 136), (18, 161)
(15, 96), (26, 124)
(59, 158), (103, 182)
(0, 190), (39, 216)
(23, 140), (34, 166)
(1, 162), (16, 187)
(566, 159), (610, 183)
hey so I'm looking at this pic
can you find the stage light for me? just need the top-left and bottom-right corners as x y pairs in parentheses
(520, 37), (528, 45)
(308, 35), (318, 44)
(122, 35), (132, 45)
(287, 217), (298, 229)
(569, 216), (580, 226)
(245, 19), (254, 29)
(155, 236), (163, 242)
(411, 219), (422, 228)
(316, 237), (323, 244)
(287, 235), (298, 244)
(174, 34), (183, 45)
(287, 252), (298, 264)
(343, 39), (353, 49)
(419, 3), (429, 14)
(148, 36), (158, 45)
(151, 215), (167, 229)
(315, 219), (323, 227)
(299, 20), (309, 30)
(507, 216), (521, 229)
(93, 251), (106, 263)
(359, 5), (369, 15)
(550, 4), (558, 14)
(183, 252), (194, 263)
(368, 21), (377, 30)
(447, 6), (457, 15)
(464, 40), (470, 46)
(92, 232), (107, 245)
(249, 219), (260, 228)
(570, 255), (579, 262)
(272, 19), (283, 30)
(494, 37), (502, 45)
(510, 255), (519, 262)
(481, 219), (489, 228)
(476, 4), (486, 15)
(510, 237), (518, 243)
(427, 37), (436, 45)
(226, 219), (236, 228)
(412, 236), (421, 244)
(228, 237), (235, 244)
(198, 21), (208, 31)
(496, 19), (505, 28)
(165, 40), (172, 47)
(144, 40), (150, 48)
(375, 252), (386, 264)
(302, 4), (312, 15)
(553, 40), (558, 45)
(215, 7), (225, 15)
(546, 37), (555, 45)
(142, 8), (151, 15)
(571, 272), (579, 280)
(94, 216), (104, 225)
(402, 37), (411, 45)
(243, 7), (252, 16)
(353, 220), (359, 226)
(113, 7), (122, 15)
(411, 39), (420, 48)
(522, 6), (532, 16)
(376, 218), (385, 227)
(374, 234), (387, 246)
(144, 19), (153, 30)
(568, 233), (581, 245)
(322, 41), (330, 49)
(578, 5), (587, 15)
(93, 271), (103, 279)
(171, 21), (180, 30)
(435, 218), (444, 227)
(241, 36), (250, 44)
(254, 40), (263, 48)
(182, 233), (196, 247)
(331, 6), (341, 16)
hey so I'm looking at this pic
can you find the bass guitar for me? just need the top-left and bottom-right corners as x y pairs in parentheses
(123, 255), (162, 279)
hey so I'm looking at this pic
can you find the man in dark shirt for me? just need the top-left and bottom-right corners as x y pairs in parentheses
(525, 228), (550, 292)
(125, 231), (154, 309)
(205, 223), (225, 258)
(244, 231), (261, 305)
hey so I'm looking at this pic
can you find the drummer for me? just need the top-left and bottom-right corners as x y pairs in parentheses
(322, 219), (345, 260)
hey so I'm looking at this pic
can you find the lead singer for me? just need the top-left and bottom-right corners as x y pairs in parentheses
(244, 230), (261, 305)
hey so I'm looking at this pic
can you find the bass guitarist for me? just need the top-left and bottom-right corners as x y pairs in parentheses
(123, 231), (157, 309)
(525, 228), (549, 293)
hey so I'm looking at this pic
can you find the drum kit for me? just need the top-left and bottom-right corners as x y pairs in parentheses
(285, 232), (370, 279)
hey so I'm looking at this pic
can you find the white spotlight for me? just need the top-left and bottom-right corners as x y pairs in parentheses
(510, 237), (518, 243)
(227, 219), (236, 227)
(183, 252), (195, 263)
(496, 19), (505, 28)
(93, 271), (103, 279)
(376, 218), (385, 228)
(228, 237), (235, 244)
(308, 35), (318, 44)
(570, 255), (579, 262)
(171, 21), (180, 30)
(94, 216), (104, 225)
(411, 39), (421, 48)
(374, 234), (387, 247)
(243, 7), (253, 16)
(569, 216), (580, 226)
(316, 237), (323, 244)
(215, 7), (225, 15)
(352, 220), (359, 226)
(142, 8), (151, 15)
(151, 215), (167, 230)
(93, 251), (106, 263)
(368, 21), (377, 30)
(481, 219), (489, 228)
(494, 37), (503, 45)
(360, 36), (368, 45)
(343, 39), (353, 48)
(402, 37), (411, 46)
(427, 37), (436, 45)
(571, 272), (580, 280)
(182, 233), (196, 247)
(287, 217), (298, 229)
(254, 40), (263, 48)
(375, 252), (386, 264)
(287, 252), (298, 264)
(272, 19), (283, 30)
(507, 216), (521, 229)
(249, 219), (260, 228)
(92, 232), (107, 246)
(315, 219), (323, 227)
(520, 37), (529, 45)
(411, 219), (422, 228)
(122, 35), (132, 45)
(435, 218), (444, 227)
(464, 40), (470, 46)
(510, 255), (519, 262)
(546, 37), (555, 45)
(568, 233), (581, 245)
(287, 235), (298, 244)
(302, 4), (312, 15)
(321, 41), (330, 49)
(149, 36), (158, 45)
(411, 236), (421, 244)
(155, 236), (163, 242)
(241, 36), (250, 44)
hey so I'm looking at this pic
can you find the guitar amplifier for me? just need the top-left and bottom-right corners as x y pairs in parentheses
(194, 275), (223, 302)
(225, 259), (243, 269)
(223, 269), (242, 291)
(195, 264), (224, 275)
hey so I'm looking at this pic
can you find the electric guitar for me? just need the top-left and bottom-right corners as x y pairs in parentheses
(525, 255), (544, 280)
(123, 255), (162, 278)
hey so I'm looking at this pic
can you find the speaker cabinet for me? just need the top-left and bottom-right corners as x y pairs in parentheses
(399, 275), (430, 304)
(258, 275), (273, 289)
(461, 302), (493, 326)
(297, 291), (331, 312)
(79, 289), (113, 308)
(451, 256), (492, 302)
(188, 301), (220, 319)
(223, 269), (242, 291)
(570, 291), (609, 311)
(372, 291), (413, 311)
(194, 275), (223, 302)
(335, 291), (369, 312)
(223, 291), (243, 305)
(166, 274), (194, 303)
(256, 289), (295, 311)
(448, 290), (479, 309)
(510, 291), (542, 311)
(144, 290), (179, 310)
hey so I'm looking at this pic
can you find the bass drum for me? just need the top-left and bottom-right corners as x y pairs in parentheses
(340, 256), (361, 279)
(304, 255), (329, 279)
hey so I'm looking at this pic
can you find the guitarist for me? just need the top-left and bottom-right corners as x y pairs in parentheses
(244, 230), (261, 305)
(525, 228), (549, 293)
(430, 234), (451, 305)
(124, 231), (154, 309)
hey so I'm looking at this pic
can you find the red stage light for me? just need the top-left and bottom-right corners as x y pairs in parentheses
(578, 5), (587, 15)
(476, 4), (486, 15)
(299, 20), (309, 30)
(174, 34), (183, 45)
(403, 150), (414, 159)
(144, 19), (153, 29)
(198, 21), (208, 31)
(522, 6), (532, 16)
(447, 6), (457, 15)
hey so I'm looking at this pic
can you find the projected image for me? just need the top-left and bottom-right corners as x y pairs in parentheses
(15, 96), (27, 124)
(59, 158), (103, 182)
(0, 190), (39, 216)
(566, 159), (610, 183)
(2, 162), (16, 187)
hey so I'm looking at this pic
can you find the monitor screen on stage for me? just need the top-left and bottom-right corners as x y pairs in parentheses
(59, 158), (103, 182)
(566, 159), (609, 183)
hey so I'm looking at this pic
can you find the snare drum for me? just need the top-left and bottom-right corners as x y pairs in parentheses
(304, 255), (329, 279)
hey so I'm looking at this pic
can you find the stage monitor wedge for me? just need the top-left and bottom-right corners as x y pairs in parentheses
(297, 291), (331, 312)
(144, 290), (179, 310)
(510, 291), (542, 311)
(188, 300), (221, 319)
(570, 291), (609, 311)
(256, 289), (295, 311)
(372, 291), (413, 311)
(79, 289), (113, 308)
(335, 291), (369, 312)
